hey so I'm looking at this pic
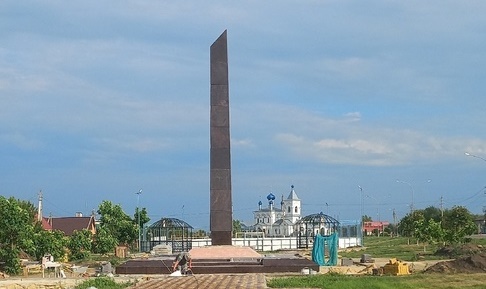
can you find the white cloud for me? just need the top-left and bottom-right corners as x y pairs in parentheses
(274, 126), (486, 167)
(232, 103), (486, 167)
(343, 112), (361, 122)
(232, 138), (255, 149)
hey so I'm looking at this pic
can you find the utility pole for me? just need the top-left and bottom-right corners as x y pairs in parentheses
(465, 153), (486, 233)
(37, 190), (43, 222)
(136, 189), (142, 252)
(483, 190), (486, 233)
(440, 196), (444, 221)
(358, 185), (364, 246)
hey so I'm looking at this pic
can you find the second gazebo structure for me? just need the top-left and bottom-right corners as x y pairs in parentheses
(295, 212), (340, 249)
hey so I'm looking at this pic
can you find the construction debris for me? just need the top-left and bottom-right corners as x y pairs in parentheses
(360, 254), (374, 263)
(381, 258), (410, 275)
(341, 257), (354, 266)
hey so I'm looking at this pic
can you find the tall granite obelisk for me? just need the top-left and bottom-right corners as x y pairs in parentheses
(210, 30), (232, 245)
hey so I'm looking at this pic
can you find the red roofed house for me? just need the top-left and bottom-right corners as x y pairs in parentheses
(363, 221), (390, 236)
(36, 191), (96, 236)
(40, 216), (53, 231)
(43, 213), (96, 236)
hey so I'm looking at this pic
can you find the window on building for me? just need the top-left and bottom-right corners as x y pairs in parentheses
(294, 206), (298, 213)
(288, 206), (291, 213)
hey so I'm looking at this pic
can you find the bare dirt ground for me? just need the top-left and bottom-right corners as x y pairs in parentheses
(317, 257), (437, 275)
(319, 243), (486, 275)
(424, 243), (486, 274)
(424, 253), (486, 273)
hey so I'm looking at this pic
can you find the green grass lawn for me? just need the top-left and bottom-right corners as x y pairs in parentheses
(268, 236), (486, 289)
(339, 236), (439, 261)
(267, 273), (486, 289)
(340, 236), (486, 261)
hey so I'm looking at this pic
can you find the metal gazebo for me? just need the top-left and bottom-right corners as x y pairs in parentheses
(295, 212), (340, 249)
(144, 217), (193, 253)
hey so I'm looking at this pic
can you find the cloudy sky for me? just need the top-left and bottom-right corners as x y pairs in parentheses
(1, 1), (486, 230)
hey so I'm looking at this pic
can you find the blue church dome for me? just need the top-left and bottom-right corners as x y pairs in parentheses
(266, 193), (276, 201)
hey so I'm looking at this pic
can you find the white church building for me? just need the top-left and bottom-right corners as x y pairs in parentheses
(252, 185), (302, 237)
(191, 184), (362, 250)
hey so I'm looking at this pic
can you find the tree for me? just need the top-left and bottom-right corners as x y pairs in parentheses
(398, 205), (477, 248)
(233, 220), (243, 237)
(426, 219), (445, 246)
(362, 215), (373, 222)
(17, 199), (37, 222)
(97, 200), (137, 246)
(385, 223), (397, 236)
(92, 227), (118, 255)
(398, 210), (424, 237)
(193, 229), (208, 238)
(31, 229), (68, 261)
(134, 207), (150, 233)
(0, 197), (36, 274)
(414, 217), (444, 252)
(442, 206), (476, 244)
(423, 206), (442, 223)
(68, 229), (92, 260)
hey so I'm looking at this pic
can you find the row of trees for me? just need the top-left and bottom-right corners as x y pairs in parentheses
(0, 197), (149, 275)
(396, 206), (477, 249)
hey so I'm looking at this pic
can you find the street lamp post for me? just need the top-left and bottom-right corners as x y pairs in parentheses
(395, 179), (431, 213)
(465, 152), (486, 162)
(358, 185), (364, 246)
(358, 186), (363, 222)
(136, 189), (142, 252)
(465, 152), (486, 231)
(396, 180), (415, 213)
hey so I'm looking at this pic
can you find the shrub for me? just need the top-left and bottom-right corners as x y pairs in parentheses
(75, 277), (132, 289)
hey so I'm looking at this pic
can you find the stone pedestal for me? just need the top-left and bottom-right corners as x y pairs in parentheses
(189, 245), (262, 260)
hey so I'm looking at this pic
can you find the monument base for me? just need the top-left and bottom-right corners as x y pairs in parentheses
(189, 245), (262, 260)
(116, 246), (319, 275)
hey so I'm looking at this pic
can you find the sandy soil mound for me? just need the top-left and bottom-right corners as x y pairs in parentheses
(425, 253), (486, 274)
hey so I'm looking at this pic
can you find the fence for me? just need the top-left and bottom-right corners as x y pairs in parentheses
(191, 236), (360, 251)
